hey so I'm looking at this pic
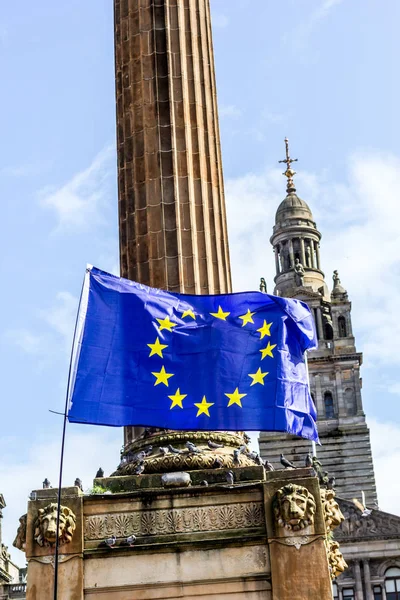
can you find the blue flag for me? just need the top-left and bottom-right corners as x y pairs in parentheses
(67, 267), (319, 442)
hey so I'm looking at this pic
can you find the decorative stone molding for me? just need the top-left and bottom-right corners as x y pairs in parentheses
(34, 503), (76, 548)
(336, 499), (400, 540)
(320, 489), (344, 533)
(327, 540), (348, 579)
(272, 483), (316, 531)
(29, 554), (81, 568)
(84, 502), (264, 540)
(13, 514), (27, 552)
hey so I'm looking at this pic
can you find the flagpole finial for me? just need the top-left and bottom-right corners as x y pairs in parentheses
(278, 137), (298, 193)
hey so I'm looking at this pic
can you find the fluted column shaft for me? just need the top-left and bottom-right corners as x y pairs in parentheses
(115, 0), (232, 295)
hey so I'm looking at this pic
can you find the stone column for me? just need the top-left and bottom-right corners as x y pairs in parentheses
(300, 237), (306, 267)
(115, 0), (231, 295)
(354, 366), (364, 414)
(363, 559), (374, 600)
(316, 243), (321, 270)
(335, 369), (346, 418)
(274, 246), (280, 275)
(288, 239), (294, 268)
(314, 373), (324, 418)
(354, 560), (364, 600)
(316, 307), (324, 340)
(115, 0), (232, 445)
(311, 240), (317, 268)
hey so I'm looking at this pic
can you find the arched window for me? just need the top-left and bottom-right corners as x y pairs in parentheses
(344, 388), (356, 416)
(385, 567), (400, 599)
(338, 316), (347, 338)
(324, 392), (335, 419)
(325, 323), (333, 340)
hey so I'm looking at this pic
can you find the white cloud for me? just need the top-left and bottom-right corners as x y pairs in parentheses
(388, 383), (400, 396)
(4, 329), (46, 356)
(40, 291), (78, 351)
(212, 14), (229, 29)
(369, 418), (400, 515)
(283, 0), (345, 52)
(39, 145), (115, 232)
(0, 427), (121, 565)
(219, 105), (242, 119)
(225, 150), (400, 366)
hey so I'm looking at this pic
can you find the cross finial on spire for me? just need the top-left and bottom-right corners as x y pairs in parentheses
(279, 137), (298, 193)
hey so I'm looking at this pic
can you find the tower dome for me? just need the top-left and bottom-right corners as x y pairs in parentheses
(270, 139), (327, 298)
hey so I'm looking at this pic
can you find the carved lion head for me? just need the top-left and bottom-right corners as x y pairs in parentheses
(320, 488), (344, 533)
(273, 483), (316, 531)
(34, 503), (76, 548)
(13, 514), (27, 552)
(327, 540), (348, 579)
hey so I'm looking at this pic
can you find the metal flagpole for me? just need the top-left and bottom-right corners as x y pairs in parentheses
(304, 352), (317, 458)
(53, 267), (91, 600)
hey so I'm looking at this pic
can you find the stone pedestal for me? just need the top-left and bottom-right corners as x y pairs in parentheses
(24, 467), (334, 599)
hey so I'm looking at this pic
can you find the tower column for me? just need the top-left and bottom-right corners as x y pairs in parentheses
(354, 561), (364, 600)
(316, 308), (324, 340)
(335, 369), (346, 417)
(363, 560), (374, 600)
(354, 366), (364, 414)
(288, 239), (294, 268)
(300, 237), (306, 266)
(314, 374), (324, 418)
(316, 243), (321, 269)
(310, 240), (316, 268)
(274, 247), (280, 274)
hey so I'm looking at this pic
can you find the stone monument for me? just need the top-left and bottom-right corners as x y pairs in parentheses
(20, 2), (336, 599)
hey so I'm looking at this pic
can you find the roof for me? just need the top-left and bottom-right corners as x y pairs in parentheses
(275, 191), (314, 224)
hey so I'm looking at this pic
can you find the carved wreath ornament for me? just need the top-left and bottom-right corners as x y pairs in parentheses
(34, 503), (76, 548)
(273, 483), (316, 531)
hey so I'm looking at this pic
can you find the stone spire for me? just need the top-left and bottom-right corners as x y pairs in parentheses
(115, 0), (232, 295)
(271, 138), (328, 299)
(113, 0), (249, 473)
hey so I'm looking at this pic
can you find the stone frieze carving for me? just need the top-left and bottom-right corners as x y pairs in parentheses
(84, 502), (264, 540)
(34, 503), (76, 548)
(336, 500), (400, 540)
(272, 483), (316, 531)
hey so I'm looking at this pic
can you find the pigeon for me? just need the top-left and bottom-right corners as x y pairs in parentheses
(352, 498), (372, 518)
(143, 445), (153, 456)
(327, 476), (336, 490)
(213, 456), (224, 469)
(105, 535), (116, 548)
(207, 440), (224, 449)
(233, 449), (241, 465)
(126, 534), (136, 546)
(134, 451), (146, 463)
(280, 453), (295, 469)
(200, 480), (209, 487)
(320, 471), (330, 486)
(74, 478), (83, 491)
(186, 441), (201, 453)
(226, 471), (234, 485)
(133, 462), (145, 475)
(238, 445), (247, 454)
(42, 478), (51, 489)
(96, 468), (104, 478)
(243, 433), (251, 444)
(264, 460), (275, 471)
(159, 447), (170, 455)
(168, 444), (182, 454)
(305, 453), (313, 468)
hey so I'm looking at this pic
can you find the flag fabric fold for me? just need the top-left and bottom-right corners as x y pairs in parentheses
(67, 267), (319, 442)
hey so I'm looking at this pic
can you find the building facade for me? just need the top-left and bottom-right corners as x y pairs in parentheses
(259, 142), (400, 599)
(0, 495), (26, 600)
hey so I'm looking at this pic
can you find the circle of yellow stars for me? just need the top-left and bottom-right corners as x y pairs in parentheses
(146, 305), (277, 418)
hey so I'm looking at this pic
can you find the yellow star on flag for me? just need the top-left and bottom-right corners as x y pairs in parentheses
(248, 368), (269, 386)
(239, 309), (255, 327)
(147, 337), (168, 358)
(210, 306), (230, 320)
(257, 320), (273, 339)
(225, 388), (247, 408)
(260, 341), (277, 360)
(182, 308), (196, 320)
(168, 388), (187, 409)
(152, 365), (174, 387)
(156, 316), (177, 332)
(194, 396), (214, 417)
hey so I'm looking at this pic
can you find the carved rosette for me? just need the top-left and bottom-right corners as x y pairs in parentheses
(327, 539), (348, 579)
(34, 503), (76, 548)
(272, 483), (316, 532)
(113, 430), (257, 475)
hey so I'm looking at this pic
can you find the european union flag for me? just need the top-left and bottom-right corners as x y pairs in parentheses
(67, 267), (319, 442)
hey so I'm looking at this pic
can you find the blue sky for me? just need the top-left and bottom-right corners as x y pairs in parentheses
(1, 0), (400, 563)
